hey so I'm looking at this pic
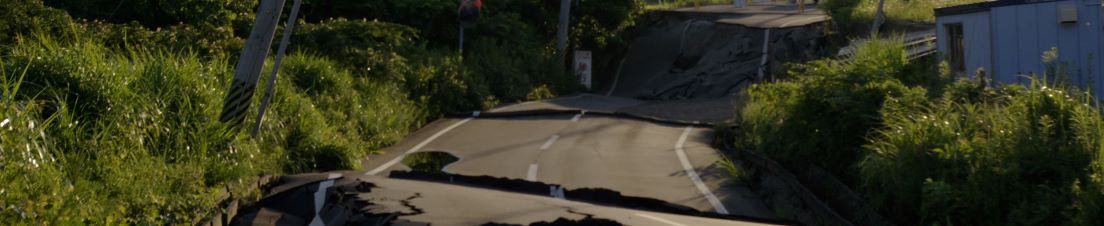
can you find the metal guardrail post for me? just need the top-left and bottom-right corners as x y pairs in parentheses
(219, 0), (287, 125)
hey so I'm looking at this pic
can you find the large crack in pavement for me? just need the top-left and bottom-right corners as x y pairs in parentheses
(232, 171), (792, 226)
(387, 170), (787, 224)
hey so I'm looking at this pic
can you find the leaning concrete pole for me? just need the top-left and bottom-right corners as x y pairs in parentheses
(219, 0), (286, 125)
(871, 0), (886, 36)
(251, 0), (302, 137)
(555, 0), (571, 54)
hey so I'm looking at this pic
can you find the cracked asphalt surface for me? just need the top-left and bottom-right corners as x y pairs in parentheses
(231, 94), (782, 226)
(231, 3), (803, 223)
(233, 172), (782, 226)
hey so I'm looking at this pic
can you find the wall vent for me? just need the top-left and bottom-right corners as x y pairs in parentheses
(1059, 3), (1078, 23)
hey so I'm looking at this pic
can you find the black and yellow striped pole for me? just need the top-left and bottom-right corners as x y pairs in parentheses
(219, 0), (285, 126)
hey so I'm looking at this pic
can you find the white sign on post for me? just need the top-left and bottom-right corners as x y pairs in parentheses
(573, 50), (592, 90)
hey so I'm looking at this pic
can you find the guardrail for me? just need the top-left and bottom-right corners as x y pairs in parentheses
(837, 29), (937, 60)
(905, 34), (937, 60)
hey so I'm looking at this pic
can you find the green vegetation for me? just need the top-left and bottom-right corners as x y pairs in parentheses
(822, 0), (986, 34)
(737, 38), (1104, 225)
(401, 151), (461, 174)
(738, 38), (941, 182)
(1, 0), (644, 224)
(644, 0), (731, 10)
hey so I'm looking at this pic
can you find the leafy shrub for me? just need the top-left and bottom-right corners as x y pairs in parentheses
(0, 0), (74, 45)
(44, 0), (256, 31)
(862, 78), (1104, 225)
(292, 18), (418, 76)
(0, 33), (420, 224)
(299, 0), (460, 44)
(81, 21), (245, 58)
(821, 0), (987, 35)
(737, 38), (930, 181)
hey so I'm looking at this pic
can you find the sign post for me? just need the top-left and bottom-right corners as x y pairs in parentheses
(458, 0), (481, 53)
(574, 51), (592, 90)
(219, 0), (286, 125)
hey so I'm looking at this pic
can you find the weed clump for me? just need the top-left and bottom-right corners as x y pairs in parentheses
(738, 38), (935, 182)
(738, 37), (1104, 225)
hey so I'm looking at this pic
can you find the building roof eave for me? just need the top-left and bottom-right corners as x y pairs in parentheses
(935, 0), (1066, 17)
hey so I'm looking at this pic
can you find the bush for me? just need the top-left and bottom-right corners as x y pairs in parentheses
(0, 0), (74, 45)
(291, 18), (419, 76)
(0, 33), (421, 224)
(738, 37), (1104, 225)
(821, 0), (987, 35)
(862, 78), (1104, 225)
(44, 0), (256, 31)
(81, 21), (245, 58)
(737, 38), (931, 181)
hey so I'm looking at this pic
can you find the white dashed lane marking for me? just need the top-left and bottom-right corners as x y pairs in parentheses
(527, 164), (539, 181)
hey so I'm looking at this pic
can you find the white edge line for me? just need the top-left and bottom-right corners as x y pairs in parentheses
(309, 175), (338, 226)
(635, 213), (689, 226)
(527, 164), (539, 181)
(540, 135), (561, 150)
(676, 126), (730, 215)
(571, 111), (586, 122)
(366, 117), (474, 175)
(607, 57), (625, 96)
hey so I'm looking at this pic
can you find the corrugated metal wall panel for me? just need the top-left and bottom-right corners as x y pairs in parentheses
(1075, 0), (1103, 95)
(935, 12), (992, 78)
(1017, 5), (1042, 77)
(940, 0), (1104, 98)
(992, 7), (1021, 84)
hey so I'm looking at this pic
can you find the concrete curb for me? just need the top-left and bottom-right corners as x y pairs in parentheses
(197, 175), (277, 226)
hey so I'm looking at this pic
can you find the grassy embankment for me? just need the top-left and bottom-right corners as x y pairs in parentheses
(737, 37), (1104, 225)
(644, 0), (732, 10)
(820, 0), (986, 36)
(1, 0), (644, 224)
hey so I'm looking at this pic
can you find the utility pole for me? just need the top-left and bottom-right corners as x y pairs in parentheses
(459, 0), (465, 53)
(219, 0), (286, 125)
(871, 0), (886, 36)
(556, 0), (571, 54)
(251, 0), (303, 137)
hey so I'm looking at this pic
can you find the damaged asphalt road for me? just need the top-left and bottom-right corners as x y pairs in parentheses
(235, 95), (786, 225)
(232, 172), (787, 226)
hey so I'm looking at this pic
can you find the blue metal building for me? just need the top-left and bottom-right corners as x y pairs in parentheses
(935, 0), (1104, 92)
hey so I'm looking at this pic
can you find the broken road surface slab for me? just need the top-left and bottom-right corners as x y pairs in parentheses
(232, 173), (785, 226)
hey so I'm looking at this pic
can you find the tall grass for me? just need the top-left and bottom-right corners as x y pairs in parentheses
(737, 38), (938, 182)
(862, 78), (1104, 225)
(645, 0), (731, 10)
(822, 0), (986, 35)
(825, 0), (986, 24)
(0, 33), (422, 224)
(737, 36), (1104, 224)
